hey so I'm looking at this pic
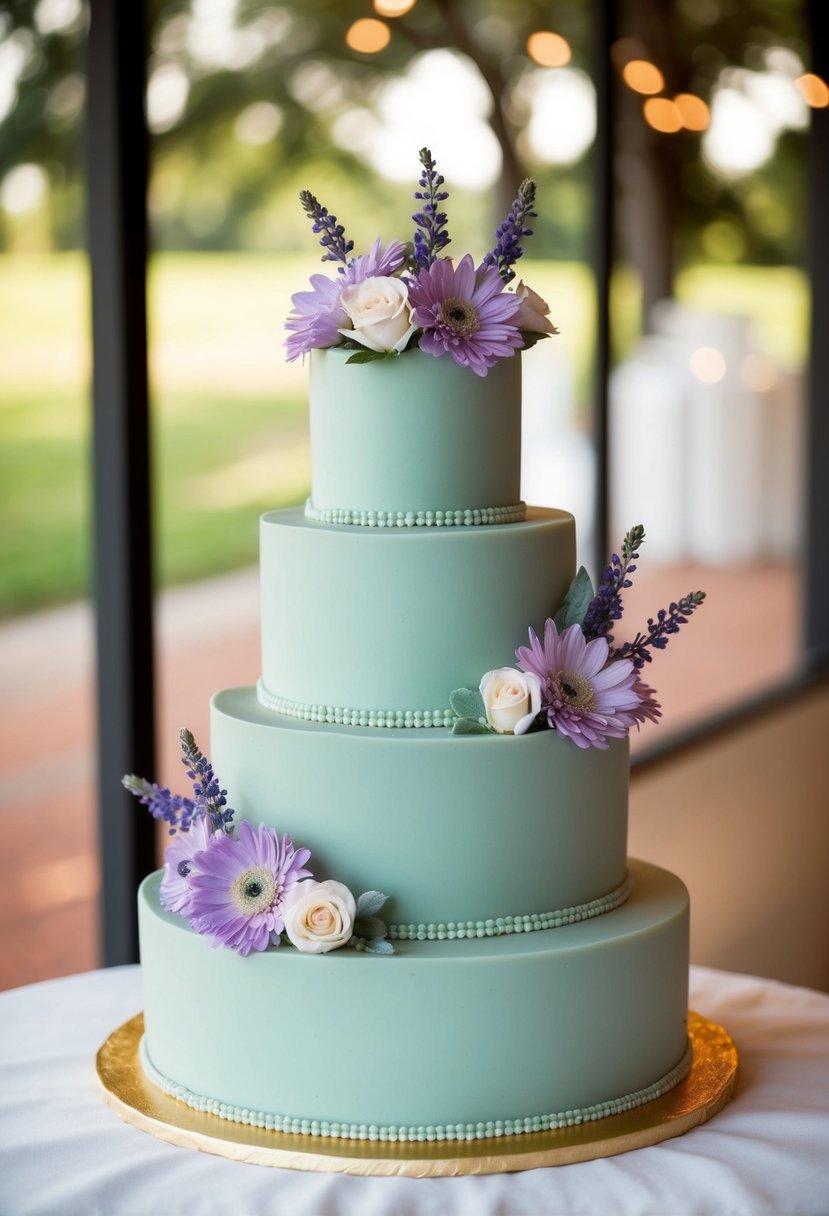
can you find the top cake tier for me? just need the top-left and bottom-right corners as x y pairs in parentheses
(306, 347), (524, 525)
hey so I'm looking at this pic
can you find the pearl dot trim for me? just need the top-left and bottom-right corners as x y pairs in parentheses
(387, 873), (634, 941)
(304, 499), (527, 528)
(139, 1035), (693, 1142)
(257, 680), (455, 729)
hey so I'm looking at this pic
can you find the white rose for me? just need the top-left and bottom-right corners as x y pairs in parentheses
(513, 281), (558, 335)
(339, 276), (416, 353)
(283, 879), (357, 954)
(480, 667), (542, 735)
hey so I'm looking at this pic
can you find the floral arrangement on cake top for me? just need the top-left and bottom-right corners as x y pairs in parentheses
(450, 525), (706, 749)
(284, 148), (557, 377)
(123, 730), (393, 957)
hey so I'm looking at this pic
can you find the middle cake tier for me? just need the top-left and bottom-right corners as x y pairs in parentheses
(211, 687), (630, 932)
(259, 505), (575, 724)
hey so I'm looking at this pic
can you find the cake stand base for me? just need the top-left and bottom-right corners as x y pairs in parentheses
(96, 1011), (738, 1176)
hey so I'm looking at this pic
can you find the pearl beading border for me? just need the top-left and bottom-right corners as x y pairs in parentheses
(304, 498), (527, 528)
(387, 872), (634, 941)
(257, 679), (454, 728)
(139, 1036), (693, 1143)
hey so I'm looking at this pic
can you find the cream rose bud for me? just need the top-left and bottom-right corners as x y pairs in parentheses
(339, 276), (416, 353)
(513, 281), (558, 335)
(283, 879), (357, 954)
(480, 667), (542, 735)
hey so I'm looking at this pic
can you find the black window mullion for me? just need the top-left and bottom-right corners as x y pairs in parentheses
(87, 0), (156, 967)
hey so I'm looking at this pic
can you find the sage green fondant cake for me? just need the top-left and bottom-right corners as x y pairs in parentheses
(137, 347), (692, 1142)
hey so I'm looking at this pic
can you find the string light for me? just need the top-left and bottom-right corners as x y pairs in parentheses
(622, 59), (665, 95)
(527, 31), (572, 68)
(346, 18), (391, 53)
(674, 92), (710, 131)
(643, 97), (682, 133)
(795, 72), (829, 108)
(373, 0), (416, 16)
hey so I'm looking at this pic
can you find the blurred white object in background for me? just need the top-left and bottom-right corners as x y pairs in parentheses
(610, 301), (803, 566)
(521, 338), (597, 571)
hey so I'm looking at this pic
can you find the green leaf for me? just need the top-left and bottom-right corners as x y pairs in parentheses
(519, 331), (550, 351)
(356, 891), (388, 917)
(450, 687), (486, 720)
(365, 938), (394, 955)
(354, 915), (387, 941)
(553, 566), (595, 630)
(452, 717), (492, 736)
(345, 349), (388, 365)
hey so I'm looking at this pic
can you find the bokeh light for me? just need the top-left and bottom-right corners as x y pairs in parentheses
(689, 346), (727, 384)
(346, 18), (391, 54)
(526, 31), (571, 69)
(643, 97), (682, 133)
(674, 92), (710, 131)
(622, 59), (665, 96)
(796, 72), (829, 108)
(373, 0), (416, 15)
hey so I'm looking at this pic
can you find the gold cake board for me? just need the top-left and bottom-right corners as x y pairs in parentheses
(96, 1011), (737, 1177)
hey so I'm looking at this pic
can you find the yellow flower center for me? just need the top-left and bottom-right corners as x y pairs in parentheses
(231, 866), (276, 916)
(556, 669), (595, 711)
(439, 297), (479, 335)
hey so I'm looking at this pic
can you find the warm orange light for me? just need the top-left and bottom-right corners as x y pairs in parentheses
(373, 0), (416, 16)
(622, 59), (665, 96)
(795, 72), (829, 108)
(674, 92), (710, 131)
(346, 17), (391, 53)
(643, 97), (682, 133)
(527, 31), (572, 68)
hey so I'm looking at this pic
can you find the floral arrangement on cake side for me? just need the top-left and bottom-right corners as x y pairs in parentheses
(450, 525), (706, 749)
(124, 730), (393, 957)
(284, 148), (557, 377)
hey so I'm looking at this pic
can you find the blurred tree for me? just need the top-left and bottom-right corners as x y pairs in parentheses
(0, 0), (813, 326)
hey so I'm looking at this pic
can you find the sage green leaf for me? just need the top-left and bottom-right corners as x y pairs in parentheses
(553, 566), (595, 630)
(519, 331), (550, 351)
(356, 890), (388, 917)
(450, 687), (486, 720)
(355, 915), (387, 941)
(365, 938), (395, 955)
(452, 717), (492, 736)
(345, 349), (387, 365)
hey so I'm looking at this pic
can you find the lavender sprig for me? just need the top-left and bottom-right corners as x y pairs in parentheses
(613, 591), (707, 669)
(412, 147), (450, 270)
(299, 189), (354, 269)
(179, 727), (235, 832)
(582, 524), (645, 643)
(483, 178), (537, 282)
(121, 775), (199, 835)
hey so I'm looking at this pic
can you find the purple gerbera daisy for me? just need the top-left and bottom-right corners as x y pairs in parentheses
(187, 821), (313, 956)
(407, 253), (523, 377)
(516, 620), (643, 750)
(160, 812), (219, 917)
(284, 274), (349, 362)
(623, 675), (662, 730)
(342, 237), (406, 284)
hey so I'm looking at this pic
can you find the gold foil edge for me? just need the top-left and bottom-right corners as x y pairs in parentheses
(96, 1011), (738, 1176)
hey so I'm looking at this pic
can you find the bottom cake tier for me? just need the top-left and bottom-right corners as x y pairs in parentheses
(138, 858), (690, 1141)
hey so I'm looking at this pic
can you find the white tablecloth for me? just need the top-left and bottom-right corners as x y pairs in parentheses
(0, 964), (827, 1216)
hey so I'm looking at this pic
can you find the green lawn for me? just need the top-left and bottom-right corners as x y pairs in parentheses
(0, 252), (808, 619)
